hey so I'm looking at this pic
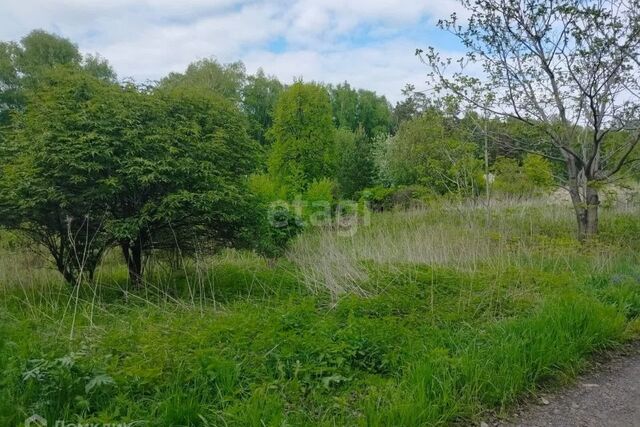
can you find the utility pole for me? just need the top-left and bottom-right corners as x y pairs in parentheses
(483, 107), (491, 225)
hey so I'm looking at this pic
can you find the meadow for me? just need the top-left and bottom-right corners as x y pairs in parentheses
(2, 198), (640, 426)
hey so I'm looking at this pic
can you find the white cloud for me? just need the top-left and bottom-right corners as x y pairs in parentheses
(0, 0), (466, 102)
(243, 39), (430, 102)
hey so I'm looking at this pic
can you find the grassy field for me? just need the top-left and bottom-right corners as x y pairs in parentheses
(2, 199), (640, 426)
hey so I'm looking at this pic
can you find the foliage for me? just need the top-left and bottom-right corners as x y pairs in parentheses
(159, 58), (246, 104)
(303, 178), (336, 206)
(248, 173), (288, 204)
(0, 30), (114, 126)
(494, 154), (555, 197)
(424, 0), (640, 239)
(105, 84), (260, 285)
(383, 109), (482, 195)
(523, 154), (555, 192)
(81, 54), (116, 82)
(268, 82), (336, 194)
(0, 67), (262, 285)
(0, 67), (123, 284)
(392, 84), (432, 128)
(247, 174), (302, 258)
(300, 178), (336, 219)
(254, 205), (303, 259)
(360, 185), (433, 212)
(242, 68), (283, 146)
(328, 82), (392, 138)
(334, 128), (376, 198)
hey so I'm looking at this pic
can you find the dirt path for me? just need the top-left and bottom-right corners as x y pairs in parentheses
(497, 346), (640, 427)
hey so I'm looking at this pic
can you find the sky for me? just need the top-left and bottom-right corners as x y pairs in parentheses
(0, 0), (466, 103)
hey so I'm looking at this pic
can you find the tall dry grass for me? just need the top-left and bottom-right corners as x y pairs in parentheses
(287, 198), (635, 296)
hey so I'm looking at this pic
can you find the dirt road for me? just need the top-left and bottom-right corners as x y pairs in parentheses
(499, 347), (640, 427)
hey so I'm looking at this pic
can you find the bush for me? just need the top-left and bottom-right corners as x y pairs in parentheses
(304, 178), (336, 206)
(254, 204), (303, 258)
(523, 154), (555, 191)
(381, 110), (481, 195)
(493, 154), (554, 197)
(359, 185), (432, 212)
(248, 174), (288, 203)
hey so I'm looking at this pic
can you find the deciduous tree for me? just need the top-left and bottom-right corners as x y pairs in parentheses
(242, 68), (283, 146)
(159, 58), (246, 104)
(423, 0), (640, 239)
(268, 82), (336, 194)
(0, 68), (121, 284)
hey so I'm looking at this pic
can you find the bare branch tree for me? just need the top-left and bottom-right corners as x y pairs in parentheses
(421, 0), (640, 240)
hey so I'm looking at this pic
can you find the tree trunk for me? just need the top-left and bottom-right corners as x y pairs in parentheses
(584, 185), (599, 237)
(564, 154), (599, 242)
(53, 250), (78, 286)
(121, 238), (143, 287)
(57, 263), (78, 286)
(569, 183), (599, 242)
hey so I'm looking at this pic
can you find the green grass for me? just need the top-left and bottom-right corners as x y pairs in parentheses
(2, 200), (640, 426)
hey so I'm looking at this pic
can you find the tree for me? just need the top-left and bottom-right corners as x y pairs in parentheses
(356, 89), (393, 138)
(159, 58), (246, 104)
(82, 53), (117, 82)
(0, 68), (122, 284)
(383, 109), (481, 195)
(335, 128), (376, 197)
(423, 0), (640, 240)
(392, 84), (431, 127)
(0, 30), (115, 126)
(329, 82), (359, 131)
(0, 67), (261, 286)
(328, 82), (393, 138)
(106, 85), (260, 286)
(268, 82), (336, 194)
(242, 68), (283, 146)
(493, 154), (554, 197)
(12, 30), (81, 79)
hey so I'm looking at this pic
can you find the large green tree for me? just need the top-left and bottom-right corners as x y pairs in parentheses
(328, 82), (392, 138)
(0, 68), (122, 284)
(0, 67), (261, 286)
(268, 82), (336, 194)
(335, 128), (376, 197)
(109, 84), (259, 286)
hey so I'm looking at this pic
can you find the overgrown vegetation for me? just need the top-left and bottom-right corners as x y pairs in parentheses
(2, 202), (640, 426)
(1, 2), (640, 424)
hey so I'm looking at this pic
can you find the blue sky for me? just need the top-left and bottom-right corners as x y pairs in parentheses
(0, 0), (465, 103)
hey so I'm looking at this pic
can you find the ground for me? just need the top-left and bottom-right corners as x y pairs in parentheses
(497, 345), (640, 427)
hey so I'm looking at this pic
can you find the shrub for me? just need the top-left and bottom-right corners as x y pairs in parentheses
(523, 154), (554, 192)
(493, 154), (554, 197)
(254, 204), (303, 258)
(248, 173), (288, 203)
(359, 185), (432, 212)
